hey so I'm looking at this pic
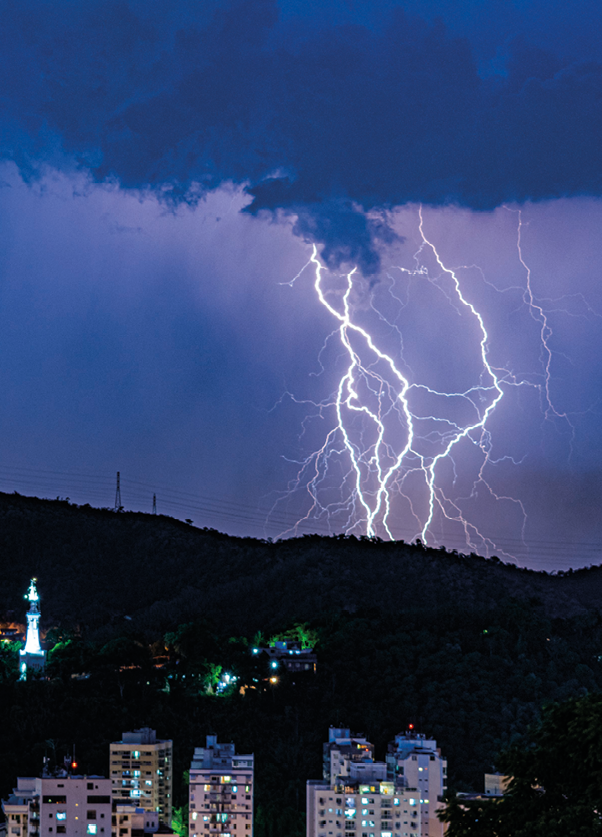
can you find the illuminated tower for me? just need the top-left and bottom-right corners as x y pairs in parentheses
(19, 578), (46, 679)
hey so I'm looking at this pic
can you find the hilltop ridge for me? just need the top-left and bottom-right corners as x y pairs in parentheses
(0, 490), (599, 635)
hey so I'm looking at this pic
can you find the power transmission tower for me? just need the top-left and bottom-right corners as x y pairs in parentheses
(115, 471), (122, 511)
(152, 493), (157, 515)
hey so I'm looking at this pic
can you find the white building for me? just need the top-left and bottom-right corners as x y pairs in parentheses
(307, 727), (447, 837)
(386, 731), (447, 837)
(113, 804), (160, 837)
(189, 735), (254, 837)
(109, 729), (172, 825)
(19, 579), (46, 679)
(2, 775), (112, 837)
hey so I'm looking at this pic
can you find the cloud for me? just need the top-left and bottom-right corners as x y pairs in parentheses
(1, 0), (602, 271)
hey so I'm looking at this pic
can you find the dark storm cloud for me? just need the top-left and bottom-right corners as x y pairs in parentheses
(2, 0), (602, 271)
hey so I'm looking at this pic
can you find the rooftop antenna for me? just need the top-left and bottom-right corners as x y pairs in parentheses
(152, 493), (157, 515)
(115, 471), (122, 511)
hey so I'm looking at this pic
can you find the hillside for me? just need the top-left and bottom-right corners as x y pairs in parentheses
(0, 491), (600, 636)
(2, 491), (602, 835)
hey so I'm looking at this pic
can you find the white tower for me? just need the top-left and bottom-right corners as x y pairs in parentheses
(19, 578), (46, 679)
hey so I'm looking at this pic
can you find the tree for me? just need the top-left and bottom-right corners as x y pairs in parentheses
(440, 692), (602, 836)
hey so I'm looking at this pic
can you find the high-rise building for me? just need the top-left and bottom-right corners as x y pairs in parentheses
(188, 735), (254, 837)
(386, 730), (447, 837)
(109, 729), (172, 825)
(307, 727), (446, 837)
(2, 774), (112, 837)
(19, 578), (46, 680)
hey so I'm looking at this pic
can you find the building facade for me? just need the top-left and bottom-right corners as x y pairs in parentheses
(2, 775), (112, 837)
(386, 731), (447, 837)
(113, 804), (161, 837)
(307, 727), (447, 837)
(109, 729), (172, 825)
(189, 735), (254, 837)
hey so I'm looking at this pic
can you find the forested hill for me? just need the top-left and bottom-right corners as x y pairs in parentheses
(0, 490), (600, 635)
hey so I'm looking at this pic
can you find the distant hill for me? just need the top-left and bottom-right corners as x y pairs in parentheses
(2, 490), (602, 829)
(0, 490), (600, 637)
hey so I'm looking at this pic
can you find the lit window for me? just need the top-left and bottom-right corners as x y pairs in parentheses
(232, 787), (238, 793)
(221, 776), (231, 784)
(361, 798), (369, 805)
(204, 785), (211, 792)
(132, 752), (140, 759)
(393, 799), (400, 807)
(87, 826), (97, 835)
(133, 771), (140, 777)
(56, 814), (66, 821)
(192, 814), (198, 821)
(145, 782), (152, 787)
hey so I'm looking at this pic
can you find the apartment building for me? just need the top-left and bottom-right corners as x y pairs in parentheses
(113, 804), (161, 837)
(109, 729), (172, 825)
(386, 730), (447, 837)
(189, 735), (254, 837)
(307, 727), (447, 837)
(2, 775), (112, 837)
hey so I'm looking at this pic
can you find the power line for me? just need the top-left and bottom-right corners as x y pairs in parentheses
(0, 463), (599, 569)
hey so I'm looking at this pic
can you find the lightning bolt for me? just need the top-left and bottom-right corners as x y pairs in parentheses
(268, 206), (582, 558)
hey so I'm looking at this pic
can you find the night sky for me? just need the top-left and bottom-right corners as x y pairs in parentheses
(1, 0), (602, 569)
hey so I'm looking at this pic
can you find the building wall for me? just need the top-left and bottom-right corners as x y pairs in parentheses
(113, 804), (160, 837)
(306, 781), (422, 837)
(110, 738), (172, 824)
(2, 776), (112, 837)
(37, 777), (112, 837)
(189, 741), (254, 837)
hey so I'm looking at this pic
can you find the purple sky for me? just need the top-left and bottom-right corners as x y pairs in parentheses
(1, 0), (602, 569)
(0, 164), (600, 569)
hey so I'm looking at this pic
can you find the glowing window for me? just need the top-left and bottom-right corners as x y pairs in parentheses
(133, 771), (140, 777)
(232, 787), (238, 793)
(409, 799), (416, 807)
(87, 826), (97, 835)
(56, 814), (66, 821)
(220, 776), (231, 784)
(203, 785), (211, 792)
(393, 799), (400, 806)
(192, 814), (198, 821)
(131, 752), (140, 759)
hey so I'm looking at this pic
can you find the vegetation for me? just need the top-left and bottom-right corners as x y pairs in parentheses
(0, 492), (602, 835)
(441, 692), (602, 835)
